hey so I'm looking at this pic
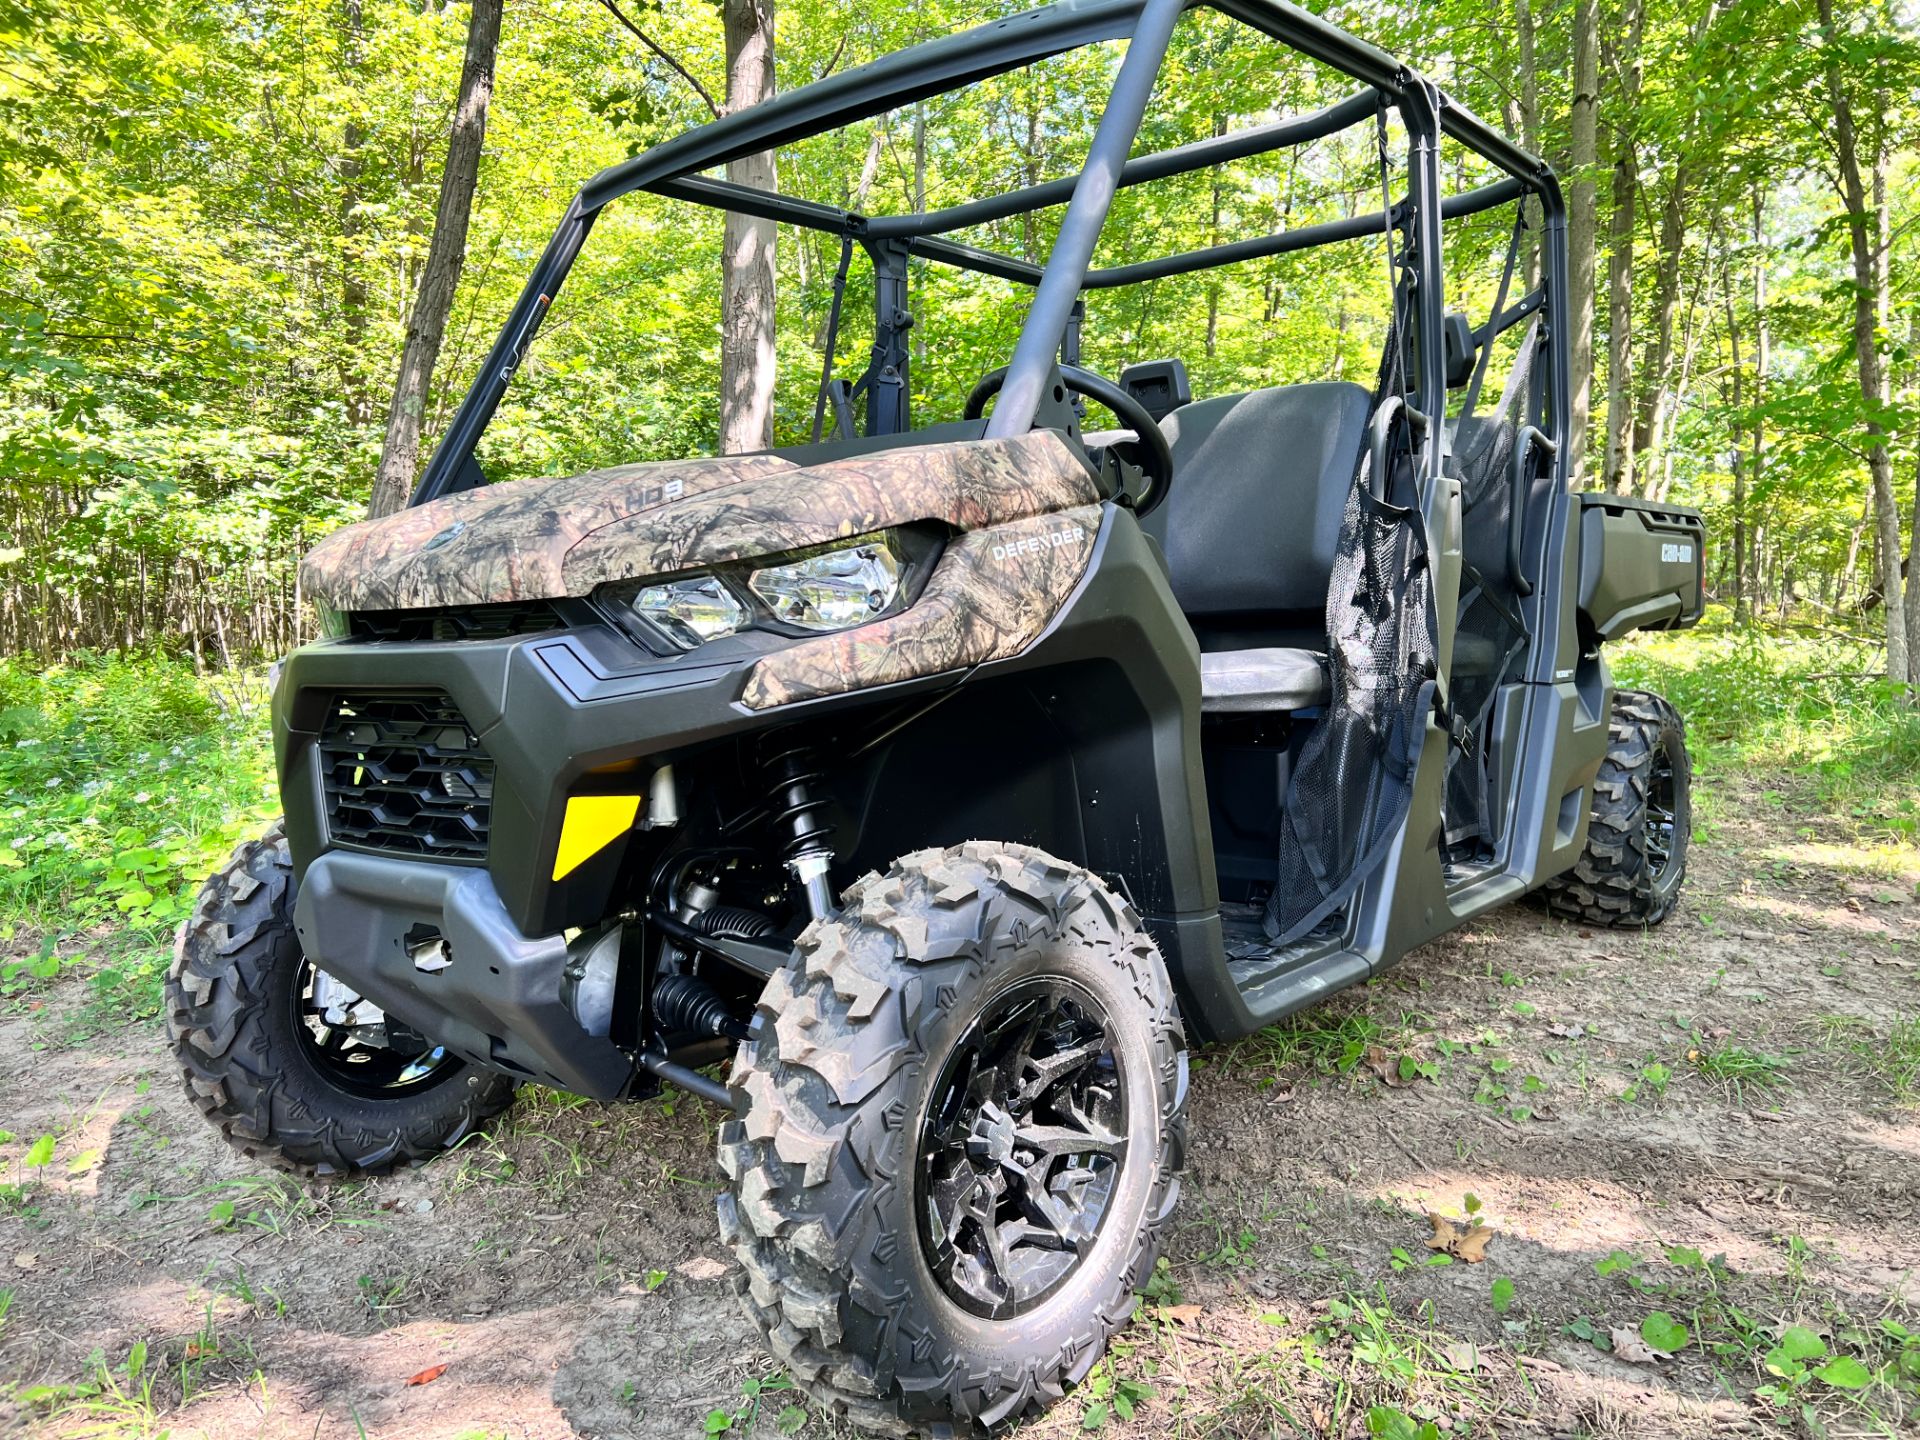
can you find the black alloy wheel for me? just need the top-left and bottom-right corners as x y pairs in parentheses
(916, 980), (1127, 1318)
(717, 841), (1188, 1436)
(290, 958), (460, 1099)
(1643, 746), (1679, 881)
(167, 821), (518, 1178)
(1537, 690), (1692, 927)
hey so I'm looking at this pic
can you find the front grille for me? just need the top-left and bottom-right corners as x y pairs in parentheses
(347, 601), (568, 643)
(319, 691), (493, 861)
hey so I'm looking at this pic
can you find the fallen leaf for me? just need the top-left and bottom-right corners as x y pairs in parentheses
(1546, 1022), (1584, 1039)
(184, 1342), (212, 1360)
(676, 1256), (728, 1282)
(12, 1252), (37, 1270)
(1364, 1045), (1412, 1088)
(1160, 1304), (1205, 1327)
(1609, 1327), (1666, 1364)
(405, 1364), (449, 1387)
(1426, 1214), (1494, 1264)
(1441, 1340), (1486, 1372)
(1454, 1226), (1494, 1263)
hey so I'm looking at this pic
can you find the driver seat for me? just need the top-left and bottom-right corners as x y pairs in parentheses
(1144, 380), (1374, 712)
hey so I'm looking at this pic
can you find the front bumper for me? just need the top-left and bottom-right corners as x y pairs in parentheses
(292, 849), (635, 1098)
(274, 619), (813, 940)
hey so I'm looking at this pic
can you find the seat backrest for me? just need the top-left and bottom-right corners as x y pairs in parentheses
(1147, 380), (1372, 642)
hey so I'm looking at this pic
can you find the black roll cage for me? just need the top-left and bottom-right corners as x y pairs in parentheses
(410, 0), (1570, 508)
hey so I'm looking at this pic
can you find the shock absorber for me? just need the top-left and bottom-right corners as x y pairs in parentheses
(760, 733), (838, 920)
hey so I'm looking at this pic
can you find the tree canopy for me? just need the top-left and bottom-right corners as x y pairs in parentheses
(1, 0), (1916, 677)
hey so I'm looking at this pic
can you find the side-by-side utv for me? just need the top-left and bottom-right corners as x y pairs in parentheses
(168, 0), (1706, 1432)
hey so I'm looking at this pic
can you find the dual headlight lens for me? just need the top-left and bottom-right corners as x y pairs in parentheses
(609, 533), (906, 653)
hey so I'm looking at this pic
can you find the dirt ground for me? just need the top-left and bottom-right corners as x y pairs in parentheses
(1, 776), (1916, 1439)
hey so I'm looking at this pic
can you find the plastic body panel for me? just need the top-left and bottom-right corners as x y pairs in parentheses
(1574, 493), (1706, 643)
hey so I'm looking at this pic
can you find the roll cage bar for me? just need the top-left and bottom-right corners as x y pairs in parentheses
(411, 0), (1570, 509)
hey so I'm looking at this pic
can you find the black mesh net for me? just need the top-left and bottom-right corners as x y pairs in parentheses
(1264, 437), (1438, 944)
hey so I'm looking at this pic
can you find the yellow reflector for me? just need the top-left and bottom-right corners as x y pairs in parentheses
(551, 794), (641, 881)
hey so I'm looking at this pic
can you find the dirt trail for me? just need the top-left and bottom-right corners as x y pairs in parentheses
(1, 781), (1915, 1439)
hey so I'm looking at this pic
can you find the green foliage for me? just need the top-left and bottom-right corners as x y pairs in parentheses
(0, 654), (274, 931)
(0, 654), (273, 1026)
(1615, 615), (1920, 843)
(1639, 1310), (1691, 1354)
(1079, 1358), (1153, 1428)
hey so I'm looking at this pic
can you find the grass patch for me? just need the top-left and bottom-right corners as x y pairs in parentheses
(1688, 1042), (1790, 1103)
(1220, 1004), (1396, 1083)
(0, 652), (276, 1022)
(1819, 1013), (1920, 1108)
(1612, 611), (1920, 847)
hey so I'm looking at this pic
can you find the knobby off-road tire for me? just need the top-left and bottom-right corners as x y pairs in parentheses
(166, 822), (517, 1178)
(1540, 689), (1691, 927)
(717, 842), (1188, 1437)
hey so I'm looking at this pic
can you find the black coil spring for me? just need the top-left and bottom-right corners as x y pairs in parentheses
(760, 734), (835, 863)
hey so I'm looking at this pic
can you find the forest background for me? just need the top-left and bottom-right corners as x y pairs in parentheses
(0, 0), (1917, 942)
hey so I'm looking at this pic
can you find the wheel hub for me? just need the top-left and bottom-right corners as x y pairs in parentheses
(916, 981), (1127, 1319)
(1645, 746), (1678, 880)
(292, 960), (459, 1099)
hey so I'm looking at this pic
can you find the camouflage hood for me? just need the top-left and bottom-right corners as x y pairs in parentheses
(301, 433), (1101, 613)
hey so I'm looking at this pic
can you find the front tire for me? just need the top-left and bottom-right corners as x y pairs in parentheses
(1539, 689), (1691, 927)
(166, 822), (517, 1179)
(717, 842), (1188, 1436)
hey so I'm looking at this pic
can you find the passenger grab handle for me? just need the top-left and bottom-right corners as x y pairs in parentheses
(1366, 395), (1429, 501)
(1510, 424), (1557, 597)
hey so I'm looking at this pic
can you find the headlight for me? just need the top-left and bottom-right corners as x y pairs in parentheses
(749, 537), (901, 631)
(597, 532), (919, 654)
(633, 575), (749, 648)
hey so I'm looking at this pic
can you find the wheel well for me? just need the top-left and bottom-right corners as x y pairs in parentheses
(825, 662), (1185, 916)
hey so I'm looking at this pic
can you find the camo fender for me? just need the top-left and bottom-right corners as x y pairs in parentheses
(300, 433), (1098, 612)
(739, 504), (1104, 709)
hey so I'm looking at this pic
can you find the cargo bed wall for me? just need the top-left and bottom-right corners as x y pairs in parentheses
(1574, 493), (1706, 643)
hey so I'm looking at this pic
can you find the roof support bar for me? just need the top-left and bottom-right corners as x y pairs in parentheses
(986, 0), (1187, 439)
(1079, 174), (1523, 289)
(863, 87), (1378, 240)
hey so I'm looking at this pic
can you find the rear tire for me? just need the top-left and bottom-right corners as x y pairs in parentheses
(716, 842), (1188, 1436)
(1539, 689), (1690, 927)
(166, 822), (517, 1179)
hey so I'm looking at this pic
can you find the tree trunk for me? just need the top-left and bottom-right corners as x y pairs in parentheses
(1514, 0), (1540, 285)
(1750, 187), (1769, 609)
(1723, 264), (1746, 625)
(1602, 157), (1636, 493)
(719, 0), (776, 456)
(339, 0), (373, 428)
(913, 102), (927, 368)
(1567, 0), (1600, 481)
(1600, 0), (1645, 495)
(1627, 171), (1689, 490)
(1204, 113), (1226, 360)
(1818, 0), (1909, 689)
(1906, 441), (1919, 667)
(367, 0), (502, 519)
(1905, 311), (1920, 672)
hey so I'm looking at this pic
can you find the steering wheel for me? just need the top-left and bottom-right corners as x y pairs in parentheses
(963, 363), (1176, 518)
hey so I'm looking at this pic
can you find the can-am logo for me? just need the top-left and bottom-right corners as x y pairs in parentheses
(992, 524), (1086, 563)
(1661, 542), (1694, 563)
